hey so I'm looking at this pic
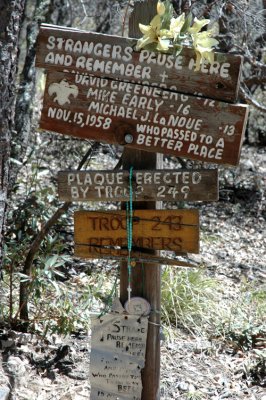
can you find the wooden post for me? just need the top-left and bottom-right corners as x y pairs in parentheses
(120, 1), (162, 399)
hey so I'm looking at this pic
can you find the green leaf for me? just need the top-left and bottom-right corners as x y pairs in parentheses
(254, 349), (266, 358)
(16, 273), (31, 282)
(150, 14), (161, 30)
(53, 269), (66, 279)
(9, 158), (23, 166)
(160, 0), (173, 30)
(181, 12), (193, 34)
(50, 279), (61, 295)
(139, 42), (159, 52)
(173, 43), (183, 56)
(136, 35), (157, 51)
(45, 255), (59, 269)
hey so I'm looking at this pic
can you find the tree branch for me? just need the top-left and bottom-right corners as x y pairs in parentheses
(244, 56), (266, 71)
(19, 142), (98, 322)
(19, 142), (124, 323)
(240, 86), (266, 113)
(244, 76), (266, 90)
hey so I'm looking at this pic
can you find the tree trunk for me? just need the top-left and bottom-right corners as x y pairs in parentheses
(0, 0), (26, 267)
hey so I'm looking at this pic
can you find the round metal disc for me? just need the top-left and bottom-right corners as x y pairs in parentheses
(124, 297), (151, 316)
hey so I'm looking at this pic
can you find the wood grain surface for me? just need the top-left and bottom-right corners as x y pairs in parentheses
(36, 24), (243, 103)
(40, 70), (248, 166)
(74, 209), (199, 254)
(58, 169), (218, 202)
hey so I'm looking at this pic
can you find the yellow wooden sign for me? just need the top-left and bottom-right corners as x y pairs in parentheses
(74, 210), (199, 257)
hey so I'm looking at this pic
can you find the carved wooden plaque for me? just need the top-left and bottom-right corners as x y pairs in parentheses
(58, 169), (218, 202)
(36, 24), (243, 103)
(40, 70), (248, 165)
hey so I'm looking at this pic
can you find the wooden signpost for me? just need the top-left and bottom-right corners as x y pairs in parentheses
(58, 169), (218, 202)
(34, 0), (249, 398)
(36, 21), (249, 166)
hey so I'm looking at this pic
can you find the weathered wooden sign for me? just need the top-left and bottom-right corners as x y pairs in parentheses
(58, 169), (218, 202)
(90, 299), (148, 400)
(40, 70), (248, 166)
(36, 24), (243, 103)
(74, 210), (199, 256)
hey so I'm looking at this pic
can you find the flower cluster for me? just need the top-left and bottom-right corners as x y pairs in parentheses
(136, 0), (219, 71)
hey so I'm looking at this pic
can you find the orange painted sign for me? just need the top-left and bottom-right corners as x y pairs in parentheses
(74, 210), (199, 256)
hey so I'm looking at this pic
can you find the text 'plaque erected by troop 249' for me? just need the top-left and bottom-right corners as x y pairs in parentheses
(58, 169), (218, 202)
(36, 25), (249, 166)
(74, 209), (199, 258)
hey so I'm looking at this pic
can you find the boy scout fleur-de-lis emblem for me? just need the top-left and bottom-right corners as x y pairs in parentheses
(48, 79), (79, 106)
